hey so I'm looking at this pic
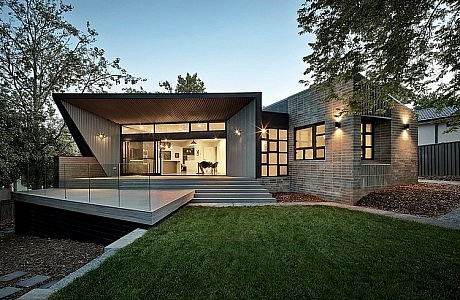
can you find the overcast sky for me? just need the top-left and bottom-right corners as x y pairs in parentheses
(65, 0), (313, 106)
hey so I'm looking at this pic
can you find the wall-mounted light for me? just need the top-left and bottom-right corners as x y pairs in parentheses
(403, 123), (410, 131)
(334, 121), (341, 129)
(234, 129), (242, 136)
(97, 132), (106, 140)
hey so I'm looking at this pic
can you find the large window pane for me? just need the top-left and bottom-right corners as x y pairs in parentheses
(279, 153), (287, 164)
(261, 166), (267, 177)
(269, 142), (278, 151)
(296, 150), (303, 160)
(209, 122), (226, 131)
(191, 123), (208, 131)
(305, 149), (313, 159)
(122, 125), (154, 134)
(269, 153), (277, 164)
(261, 153), (267, 164)
(279, 129), (287, 140)
(297, 128), (312, 147)
(279, 166), (288, 175)
(316, 148), (325, 159)
(268, 129), (278, 140)
(365, 135), (372, 146)
(365, 148), (372, 159)
(316, 124), (325, 135)
(261, 140), (268, 152)
(279, 141), (287, 152)
(316, 135), (325, 147)
(366, 123), (372, 133)
(155, 123), (189, 133)
(269, 165), (278, 176)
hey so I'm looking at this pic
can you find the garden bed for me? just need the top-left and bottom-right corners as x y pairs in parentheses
(273, 183), (460, 218)
(357, 183), (460, 217)
(0, 234), (103, 299)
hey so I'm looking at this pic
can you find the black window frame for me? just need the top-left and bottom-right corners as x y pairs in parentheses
(261, 128), (288, 177)
(295, 122), (325, 160)
(361, 119), (374, 160)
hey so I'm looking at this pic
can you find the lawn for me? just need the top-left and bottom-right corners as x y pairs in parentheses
(52, 206), (460, 299)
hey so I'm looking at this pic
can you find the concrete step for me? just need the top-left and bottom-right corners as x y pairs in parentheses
(194, 192), (273, 198)
(191, 198), (276, 203)
(195, 188), (268, 193)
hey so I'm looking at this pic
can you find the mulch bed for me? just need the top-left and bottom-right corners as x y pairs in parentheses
(0, 233), (104, 299)
(273, 183), (460, 218)
(357, 183), (460, 217)
(272, 192), (324, 203)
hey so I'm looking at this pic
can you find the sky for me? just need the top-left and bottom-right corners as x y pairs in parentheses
(65, 0), (313, 106)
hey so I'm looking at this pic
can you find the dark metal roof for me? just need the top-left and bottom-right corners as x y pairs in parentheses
(416, 106), (456, 122)
(53, 93), (260, 124)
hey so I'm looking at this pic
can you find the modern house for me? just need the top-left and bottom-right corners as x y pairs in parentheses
(417, 106), (460, 178)
(53, 80), (418, 205)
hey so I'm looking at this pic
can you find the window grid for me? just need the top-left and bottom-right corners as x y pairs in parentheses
(361, 120), (374, 160)
(122, 122), (226, 134)
(261, 128), (288, 177)
(295, 122), (325, 160)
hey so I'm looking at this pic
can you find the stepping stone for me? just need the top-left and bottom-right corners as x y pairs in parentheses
(0, 271), (28, 282)
(17, 275), (50, 288)
(39, 279), (59, 289)
(0, 287), (22, 299)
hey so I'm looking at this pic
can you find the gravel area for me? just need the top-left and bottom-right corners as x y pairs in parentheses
(0, 233), (104, 299)
(357, 183), (460, 217)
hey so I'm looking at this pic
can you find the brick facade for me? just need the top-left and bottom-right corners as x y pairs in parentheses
(263, 84), (418, 204)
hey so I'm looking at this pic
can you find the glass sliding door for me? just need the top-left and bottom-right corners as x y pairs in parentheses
(122, 141), (156, 174)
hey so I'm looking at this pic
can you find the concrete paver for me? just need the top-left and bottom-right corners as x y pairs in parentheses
(17, 275), (50, 288)
(0, 271), (28, 282)
(0, 287), (22, 299)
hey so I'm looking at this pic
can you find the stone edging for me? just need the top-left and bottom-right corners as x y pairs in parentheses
(276, 201), (460, 230)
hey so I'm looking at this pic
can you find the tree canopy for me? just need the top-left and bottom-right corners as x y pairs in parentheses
(297, 0), (459, 117)
(159, 72), (206, 93)
(0, 0), (143, 187)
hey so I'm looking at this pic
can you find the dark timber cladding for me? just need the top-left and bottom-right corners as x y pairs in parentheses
(262, 111), (289, 129)
(15, 201), (150, 245)
(52, 92), (260, 124)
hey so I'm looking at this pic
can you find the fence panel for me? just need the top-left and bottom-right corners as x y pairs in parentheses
(418, 141), (460, 178)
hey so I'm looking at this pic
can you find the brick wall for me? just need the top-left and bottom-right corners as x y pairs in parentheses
(284, 83), (361, 204)
(258, 177), (290, 193)
(263, 85), (418, 205)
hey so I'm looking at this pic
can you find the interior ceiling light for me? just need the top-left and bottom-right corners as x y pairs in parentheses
(191, 140), (197, 145)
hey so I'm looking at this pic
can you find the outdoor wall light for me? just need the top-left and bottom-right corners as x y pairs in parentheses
(334, 121), (341, 129)
(234, 129), (242, 136)
(403, 123), (410, 131)
(97, 132), (106, 139)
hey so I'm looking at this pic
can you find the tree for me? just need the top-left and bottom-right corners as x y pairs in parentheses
(0, 0), (143, 188)
(297, 0), (459, 118)
(159, 72), (206, 93)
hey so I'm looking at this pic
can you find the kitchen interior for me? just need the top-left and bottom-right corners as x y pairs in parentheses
(123, 139), (226, 175)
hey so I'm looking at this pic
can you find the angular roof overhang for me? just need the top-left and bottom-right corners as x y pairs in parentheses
(53, 92), (261, 124)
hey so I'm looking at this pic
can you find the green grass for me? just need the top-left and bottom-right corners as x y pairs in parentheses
(52, 206), (460, 299)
